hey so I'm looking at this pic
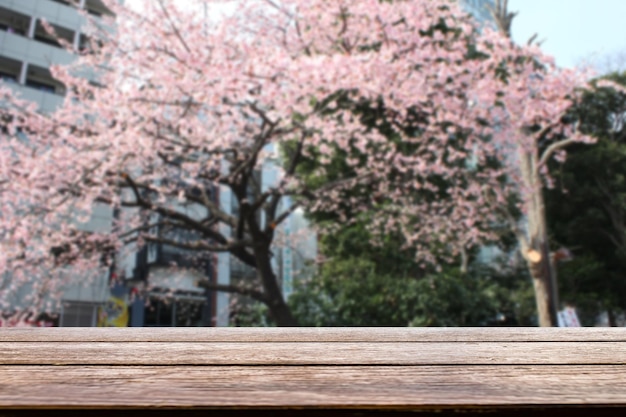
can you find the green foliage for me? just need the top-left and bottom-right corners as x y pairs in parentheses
(546, 71), (626, 325)
(557, 255), (617, 326)
(288, 255), (535, 327)
(228, 217), (536, 327)
(316, 221), (420, 277)
(286, 221), (535, 327)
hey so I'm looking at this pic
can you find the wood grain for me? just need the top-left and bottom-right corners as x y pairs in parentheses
(2, 327), (626, 342)
(1, 341), (625, 365)
(1, 328), (626, 414)
(0, 365), (625, 408)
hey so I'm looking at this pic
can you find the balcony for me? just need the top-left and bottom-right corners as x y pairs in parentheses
(0, 54), (21, 83)
(85, 0), (114, 17)
(33, 20), (75, 49)
(25, 63), (65, 96)
(0, 6), (30, 38)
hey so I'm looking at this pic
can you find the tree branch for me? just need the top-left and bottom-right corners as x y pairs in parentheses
(487, 0), (518, 38)
(267, 200), (302, 233)
(140, 234), (253, 253)
(538, 137), (577, 169)
(196, 279), (267, 304)
(157, 0), (191, 53)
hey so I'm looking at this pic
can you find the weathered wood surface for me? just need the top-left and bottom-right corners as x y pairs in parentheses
(1, 365), (626, 406)
(4, 326), (626, 341)
(1, 328), (626, 416)
(2, 341), (626, 365)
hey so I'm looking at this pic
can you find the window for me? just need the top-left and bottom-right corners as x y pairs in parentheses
(0, 55), (22, 84)
(25, 79), (56, 93)
(85, 0), (115, 17)
(33, 21), (75, 49)
(0, 22), (24, 36)
(25, 64), (66, 96)
(0, 7), (30, 37)
(143, 293), (207, 327)
(60, 301), (99, 327)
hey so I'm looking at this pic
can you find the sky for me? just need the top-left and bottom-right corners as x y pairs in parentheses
(509, 0), (626, 70)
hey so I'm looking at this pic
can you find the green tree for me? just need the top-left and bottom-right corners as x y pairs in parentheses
(546, 72), (626, 326)
(287, 223), (535, 327)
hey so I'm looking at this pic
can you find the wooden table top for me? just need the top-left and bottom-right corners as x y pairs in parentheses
(1, 327), (626, 416)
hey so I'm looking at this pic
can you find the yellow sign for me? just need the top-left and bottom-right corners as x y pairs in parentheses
(97, 296), (128, 327)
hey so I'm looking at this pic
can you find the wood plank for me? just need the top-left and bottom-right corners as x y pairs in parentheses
(0, 365), (625, 408)
(2, 408), (625, 417)
(2, 327), (626, 342)
(1, 341), (625, 365)
(2, 329), (625, 414)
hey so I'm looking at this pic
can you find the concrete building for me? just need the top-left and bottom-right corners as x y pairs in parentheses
(0, 0), (112, 112)
(0, 0), (119, 326)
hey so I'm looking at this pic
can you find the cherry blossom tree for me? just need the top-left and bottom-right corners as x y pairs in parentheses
(0, 0), (600, 326)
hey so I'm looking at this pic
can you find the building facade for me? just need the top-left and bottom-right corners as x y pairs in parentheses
(0, 0), (119, 326)
(0, 0), (112, 112)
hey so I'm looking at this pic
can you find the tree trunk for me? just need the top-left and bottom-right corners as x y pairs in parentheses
(608, 308), (617, 327)
(254, 245), (298, 326)
(519, 150), (560, 327)
(526, 242), (559, 327)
